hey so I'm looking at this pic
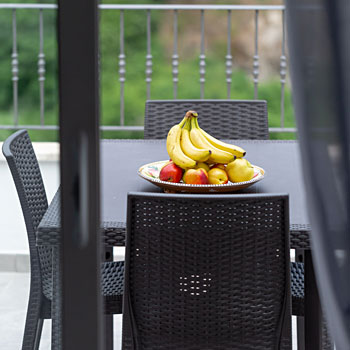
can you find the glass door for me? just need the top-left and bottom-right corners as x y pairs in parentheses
(286, 0), (350, 348)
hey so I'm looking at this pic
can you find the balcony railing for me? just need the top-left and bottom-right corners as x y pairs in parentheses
(0, 4), (295, 134)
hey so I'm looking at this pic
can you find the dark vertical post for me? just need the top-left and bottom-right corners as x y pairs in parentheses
(304, 250), (322, 349)
(58, 0), (103, 349)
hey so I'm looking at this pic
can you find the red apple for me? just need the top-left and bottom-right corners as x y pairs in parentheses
(208, 168), (229, 184)
(159, 161), (183, 183)
(183, 168), (209, 184)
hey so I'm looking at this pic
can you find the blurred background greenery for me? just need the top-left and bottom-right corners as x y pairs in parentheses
(0, 0), (295, 141)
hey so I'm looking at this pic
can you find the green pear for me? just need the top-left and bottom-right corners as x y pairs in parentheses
(195, 162), (210, 173)
(226, 158), (254, 183)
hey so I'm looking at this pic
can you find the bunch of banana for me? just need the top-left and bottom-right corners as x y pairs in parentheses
(166, 110), (246, 169)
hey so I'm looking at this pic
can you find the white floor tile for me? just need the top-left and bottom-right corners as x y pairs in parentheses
(0, 272), (297, 349)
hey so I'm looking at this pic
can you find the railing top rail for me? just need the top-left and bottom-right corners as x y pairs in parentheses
(0, 4), (57, 9)
(100, 5), (285, 10)
(0, 3), (285, 11)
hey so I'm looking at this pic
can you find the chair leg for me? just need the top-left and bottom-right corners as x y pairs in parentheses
(21, 285), (43, 350)
(295, 250), (305, 350)
(51, 247), (62, 350)
(34, 318), (44, 350)
(104, 248), (114, 350)
(297, 316), (305, 350)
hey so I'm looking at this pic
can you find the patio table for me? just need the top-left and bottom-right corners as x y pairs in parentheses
(36, 139), (322, 349)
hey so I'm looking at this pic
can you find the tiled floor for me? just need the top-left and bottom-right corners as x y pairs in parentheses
(0, 272), (297, 349)
(0, 272), (122, 349)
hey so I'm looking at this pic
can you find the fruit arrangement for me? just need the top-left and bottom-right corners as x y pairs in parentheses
(160, 110), (256, 185)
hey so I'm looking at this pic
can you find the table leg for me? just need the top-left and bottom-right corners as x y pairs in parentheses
(52, 246), (62, 350)
(305, 250), (322, 349)
(105, 247), (114, 350)
(297, 316), (305, 350)
(295, 249), (305, 350)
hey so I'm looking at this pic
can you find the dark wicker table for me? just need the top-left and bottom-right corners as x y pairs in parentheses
(36, 139), (321, 349)
(37, 139), (311, 249)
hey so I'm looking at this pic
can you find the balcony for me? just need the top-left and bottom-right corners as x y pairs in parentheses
(0, 3), (302, 350)
(0, 2), (295, 141)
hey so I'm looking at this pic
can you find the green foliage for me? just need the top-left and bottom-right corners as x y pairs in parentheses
(0, 1), (296, 141)
(0, 0), (58, 141)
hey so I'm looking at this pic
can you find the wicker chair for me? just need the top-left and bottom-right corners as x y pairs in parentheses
(144, 99), (330, 349)
(122, 192), (292, 349)
(144, 99), (269, 139)
(2, 130), (124, 350)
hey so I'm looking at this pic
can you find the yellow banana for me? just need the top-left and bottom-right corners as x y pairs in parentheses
(195, 118), (246, 157)
(180, 119), (211, 162)
(171, 143), (197, 169)
(190, 117), (235, 164)
(166, 116), (186, 159)
(166, 116), (196, 169)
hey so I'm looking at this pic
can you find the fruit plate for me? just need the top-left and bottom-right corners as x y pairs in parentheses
(138, 160), (265, 193)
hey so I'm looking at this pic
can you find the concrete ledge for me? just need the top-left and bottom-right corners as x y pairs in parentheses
(0, 142), (60, 162)
(0, 251), (30, 273)
(0, 247), (125, 272)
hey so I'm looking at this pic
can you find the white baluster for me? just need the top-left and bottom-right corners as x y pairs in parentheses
(199, 10), (206, 99)
(253, 10), (260, 99)
(119, 10), (126, 126)
(145, 10), (152, 100)
(172, 10), (179, 99)
(280, 9), (287, 128)
(38, 9), (46, 125)
(226, 10), (232, 99)
(11, 9), (19, 125)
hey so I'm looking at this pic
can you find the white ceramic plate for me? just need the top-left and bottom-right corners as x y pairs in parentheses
(138, 160), (265, 193)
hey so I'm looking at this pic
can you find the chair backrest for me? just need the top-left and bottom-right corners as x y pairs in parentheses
(144, 99), (269, 139)
(122, 192), (291, 350)
(2, 130), (52, 300)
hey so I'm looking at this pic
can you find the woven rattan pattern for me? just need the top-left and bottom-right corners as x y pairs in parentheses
(37, 190), (127, 247)
(144, 100), (269, 140)
(8, 131), (53, 299)
(291, 262), (304, 317)
(103, 261), (125, 314)
(122, 194), (291, 349)
(40, 260), (124, 300)
(35, 190), (61, 247)
(103, 221), (126, 246)
(102, 261), (125, 296)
